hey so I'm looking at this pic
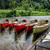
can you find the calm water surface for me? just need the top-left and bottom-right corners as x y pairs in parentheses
(0, 16), (50, 50)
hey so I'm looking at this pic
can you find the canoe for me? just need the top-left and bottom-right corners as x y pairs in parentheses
(9, 18), (27, 29)
(32, 20), (49, 41)
(9, 22), (18, 29)
(15, 18), (27, 33)
(0, 19), (9, 31)
(1, 23), (9, 30)
(33, 20), (49, 35)
(9, 19), (18, 29)
(33, 24), (49, 35)
(25, 19), (38, 33)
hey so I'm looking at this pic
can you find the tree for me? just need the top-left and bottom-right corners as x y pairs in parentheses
(0, 0), (50, 11)
(9, 0), (16, 10)
(0, 1), (5, 9)
(21, 0), (29, 10)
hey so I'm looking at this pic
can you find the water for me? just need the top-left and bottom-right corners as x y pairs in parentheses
(0, 16), (50, 50)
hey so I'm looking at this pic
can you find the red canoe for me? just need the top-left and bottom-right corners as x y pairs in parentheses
(9, 22), (18, 29)
(25, 19), (38, 33)
(15, 18), (27, 33)
(25, 24), (35, 33)
(9, 19), (18, 29)
(0, 19), (9, 30)
(1, 23), (9, 30)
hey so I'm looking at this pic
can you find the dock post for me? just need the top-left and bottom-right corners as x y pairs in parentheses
(40, 38), (43, 43)
(15, 32), (17, 41)
(0, 24), (1, 33)
(35, 45), (36, 50)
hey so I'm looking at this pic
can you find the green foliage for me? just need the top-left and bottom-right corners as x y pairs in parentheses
(0, 10), (9, 18)
(0, 10), (50, 18)
(16, 7), (24, 10)
(21, 0), (29, 10)
(9, 0), (16, 10)
(7, 10), (16, 17)
(0, 0), (10, 9)
(0, 0), (50, 12)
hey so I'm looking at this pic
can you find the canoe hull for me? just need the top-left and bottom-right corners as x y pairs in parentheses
(25, 25), (34, 33)
(9, 18), (27, 29)
(0, 23), (9, 30)
(15, 24), (26, 33)
(33, 24), (49, 35)
(9, 23), (16, 29)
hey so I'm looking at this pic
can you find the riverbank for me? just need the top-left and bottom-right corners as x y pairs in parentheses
(0, 10), (50, 18)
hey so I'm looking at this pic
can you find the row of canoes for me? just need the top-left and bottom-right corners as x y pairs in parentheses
(0, 19), (49, 35)
(0, 18), (27, 31)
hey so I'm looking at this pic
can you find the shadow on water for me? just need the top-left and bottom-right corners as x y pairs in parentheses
(15, 29), (33, 42)
(14, 29), (34, 49)
(0, 27), (9, 35)
(15, 30), (26, 41)
(1, 30), (6, 35)
(0, 27), (49, 50)
(25, 31), (33, 40)
(9, 28), (15, 34)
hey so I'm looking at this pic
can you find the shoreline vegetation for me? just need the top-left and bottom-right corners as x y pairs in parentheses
(0, 0), (50, 18)
(0, 10), (50, 18)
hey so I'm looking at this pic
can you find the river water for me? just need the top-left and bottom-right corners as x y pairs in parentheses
(0, 16), (50, 50)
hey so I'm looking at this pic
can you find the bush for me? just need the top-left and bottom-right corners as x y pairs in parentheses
(0, 12), (7, 18)
(6, 10), (16, 17)
(0, 10), (50, 18)
(20, 11), (27, 16)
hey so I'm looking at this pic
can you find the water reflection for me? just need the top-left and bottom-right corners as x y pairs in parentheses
(1, 30), (6, 35)
(9, 28), (15, 34)
(0, 16), (50, 50)
(0, 27), (8, 35)
(14, 30), (27, 50)
(26, 32), (33, 40)
(15, 30), (26, 42)
(26, 34), (33, 46)
(14, 29), (34, 50)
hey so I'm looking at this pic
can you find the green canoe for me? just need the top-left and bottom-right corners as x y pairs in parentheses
(33, 23), (49, 35)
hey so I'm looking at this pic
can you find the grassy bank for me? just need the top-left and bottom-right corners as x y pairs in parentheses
(0, 10), (50, 18)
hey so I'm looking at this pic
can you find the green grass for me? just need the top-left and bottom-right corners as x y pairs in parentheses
(0, 10), (50, 18)
(31, 11), (50, 16)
